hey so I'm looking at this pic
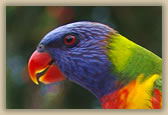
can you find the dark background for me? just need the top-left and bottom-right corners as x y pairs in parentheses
(6, 6), (162, 109)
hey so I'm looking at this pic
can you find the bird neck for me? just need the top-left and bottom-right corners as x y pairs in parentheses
(85, 71), (121, 100)
(105, 34), (162, 84)
(98, 33), (162, 108)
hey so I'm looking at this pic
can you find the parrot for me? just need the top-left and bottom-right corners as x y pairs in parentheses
(28, 21), (162, 109)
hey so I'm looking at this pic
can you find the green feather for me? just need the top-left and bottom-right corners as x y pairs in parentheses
(105, 33), (162, 91)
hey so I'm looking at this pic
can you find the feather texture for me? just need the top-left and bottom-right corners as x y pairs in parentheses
(101, 74), (161, 109)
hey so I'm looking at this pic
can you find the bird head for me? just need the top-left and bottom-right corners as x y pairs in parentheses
(28, 21), (117, 97)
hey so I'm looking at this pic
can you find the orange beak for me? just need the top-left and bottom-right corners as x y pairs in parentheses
(28, 50), (65, 85)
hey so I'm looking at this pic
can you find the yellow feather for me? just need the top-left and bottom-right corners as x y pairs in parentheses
(107, 34), (136, 72)
(119, 74), (159, 109)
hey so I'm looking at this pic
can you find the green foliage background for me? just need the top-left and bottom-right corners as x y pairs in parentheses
(6, 6), (162, 109)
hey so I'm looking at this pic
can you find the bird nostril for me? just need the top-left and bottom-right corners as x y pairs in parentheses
(39, 46), (42, 49)
(38, 45), (45, 52)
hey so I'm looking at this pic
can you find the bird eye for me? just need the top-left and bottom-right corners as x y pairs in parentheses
(64, 35), (76, 45)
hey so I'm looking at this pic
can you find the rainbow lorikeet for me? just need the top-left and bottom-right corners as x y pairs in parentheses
(28, 21), (162, 109)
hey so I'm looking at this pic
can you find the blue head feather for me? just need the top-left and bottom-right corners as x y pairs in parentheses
(38, 21), (120, 99)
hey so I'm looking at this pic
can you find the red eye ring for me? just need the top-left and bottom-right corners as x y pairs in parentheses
(64, 35), (76, 45)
